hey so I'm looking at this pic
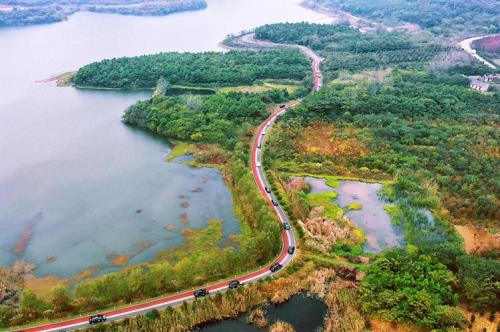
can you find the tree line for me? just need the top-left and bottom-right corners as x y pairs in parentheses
(307, 0), (499, 35)
(72, 49), (311, 89)
(255, 23), (446, 81)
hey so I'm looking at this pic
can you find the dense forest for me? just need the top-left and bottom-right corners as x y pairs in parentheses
(265, 68), (499, 326)
(256, 23), (446, 81)
(0, 0), (206, 26)
(72, 49), (311, 89)
(305, 0), (499, 35)
(123, 90), (293, 149)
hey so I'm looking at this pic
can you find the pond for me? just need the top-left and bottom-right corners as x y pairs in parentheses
(200, 294), (327, 332)
(305, 177), (405, 253)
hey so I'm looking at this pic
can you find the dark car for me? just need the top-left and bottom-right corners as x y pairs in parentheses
(265, 186), (272, 194)
(280, 104), (286, 109)
(270, 263), (282, 273)
(194, 289), (209, 298)
(271, 199), (279, 206)
(283, 223), (291, 230)
(89, 314), (107, 325)
(287, 246), (295, 255)
(228, 280), (242, 289)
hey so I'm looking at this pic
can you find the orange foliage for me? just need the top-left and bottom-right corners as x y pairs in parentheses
(296, 121), (366, 159)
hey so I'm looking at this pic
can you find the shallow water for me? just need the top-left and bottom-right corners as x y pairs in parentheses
(306, 177), (405, 253)
(0, 0), (330, 278)
(200, 294), (327, 332)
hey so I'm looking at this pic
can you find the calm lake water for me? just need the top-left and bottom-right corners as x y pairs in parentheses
(306, 177), (405, 253)
(200, 294), (327, 332)
(0, 1), (330, 278)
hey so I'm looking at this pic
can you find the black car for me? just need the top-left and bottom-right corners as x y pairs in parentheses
(89, 314), (107, 325)
(283, 223), (291, 230)
(228, 280), (242, 289)
(194, 289), (209, 298)
(280, 104), (286, 109)
(271, 199), (279, 206)
(287, 246), (295, 255)
(269, 263), (282, 273)
(265, 186), (272, 194)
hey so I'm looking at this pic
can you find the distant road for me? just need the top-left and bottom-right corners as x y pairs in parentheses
(19, 36), (323, 332)
(459, 35), (498, 70)
(227, 33), (324, 90)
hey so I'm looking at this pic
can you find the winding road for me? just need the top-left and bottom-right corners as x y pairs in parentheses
(459, 35), (498, 70)
(20, 38), (322, 332)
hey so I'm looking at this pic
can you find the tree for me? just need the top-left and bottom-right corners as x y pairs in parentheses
(51, 286), (73, 314)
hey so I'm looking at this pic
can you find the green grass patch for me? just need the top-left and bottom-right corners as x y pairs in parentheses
(384, 204), (404, 226)
(306, 191), (344, 220)
(347, 203), (362, 210)
(331, 244), (364, 256)
(166, 140), (196, 162)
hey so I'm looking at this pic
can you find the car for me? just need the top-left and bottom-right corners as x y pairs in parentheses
(256, 161), (261, 167)
(283, 223), (291, 230)
(271, 199), (279, 206)
(228, 280), (241, 289)
(280, 104), (286, 109)
(89, 314), (107, 325)
(265, 187), (272, 194)
(269, 263), (282, 272)
(287, 246), (295, 255)
(257, 142), (262, 148)
(194, 289), (209, 298)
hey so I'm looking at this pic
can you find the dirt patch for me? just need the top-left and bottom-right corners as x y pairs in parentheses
(462, 307), (500, 332)
(454, 225), (500, 254)
(370, 319), (425, 332)
(285, 177), (309, 192)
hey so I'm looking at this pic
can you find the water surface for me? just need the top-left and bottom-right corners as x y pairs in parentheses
(0, 1), (330, 278)
(201, 294), (327, 332)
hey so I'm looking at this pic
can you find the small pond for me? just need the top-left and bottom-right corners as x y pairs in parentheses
(305, 177), (405, 253)
(200, 294), (327, 332)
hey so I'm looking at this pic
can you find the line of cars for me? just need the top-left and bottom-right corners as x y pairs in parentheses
(191, 103), (297, 300)
(86, 104), (295, 327)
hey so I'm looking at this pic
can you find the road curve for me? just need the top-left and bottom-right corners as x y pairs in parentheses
(459, 35), (498, 70)
(20, 40), (322, 332)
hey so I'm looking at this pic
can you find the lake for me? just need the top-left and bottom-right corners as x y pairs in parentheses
(0, 0), (330, 279)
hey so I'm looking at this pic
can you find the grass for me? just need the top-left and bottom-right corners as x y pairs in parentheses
(384, 204), (404, 226)
(290, 173), (392, 188)
(347, 203), (362, 210)
(165, 140), (196, 162)
(219, 82), (299, 94)
(306, 191), (344, 220)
